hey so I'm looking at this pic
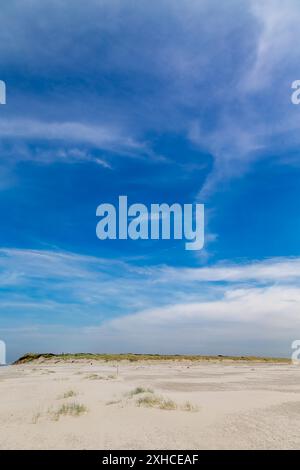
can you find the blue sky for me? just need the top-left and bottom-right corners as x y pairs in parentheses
(1, 0), (300, 361)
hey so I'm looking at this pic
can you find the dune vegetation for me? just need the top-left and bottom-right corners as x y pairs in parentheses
(14, 352), (290, 364)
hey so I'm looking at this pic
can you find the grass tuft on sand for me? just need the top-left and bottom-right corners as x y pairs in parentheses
(136, 393), (177, 410)
(106, 399), (122, 406)
(85, 373), (117, 381)
(52, 402), (87, 420)
(181, 401), (199, 412)
(128, 387), (154, 396)
(58, 390), (77, 399)
(85, 374), (103, 380)
(32, 412), (41, 424)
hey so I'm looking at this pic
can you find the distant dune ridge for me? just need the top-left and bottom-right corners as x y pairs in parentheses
(14, 352), (290, 365)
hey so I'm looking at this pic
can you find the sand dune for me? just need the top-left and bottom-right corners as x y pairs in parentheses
(1, 359), (300, 449)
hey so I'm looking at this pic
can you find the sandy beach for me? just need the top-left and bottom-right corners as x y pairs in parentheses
(1, 359), (300, 450)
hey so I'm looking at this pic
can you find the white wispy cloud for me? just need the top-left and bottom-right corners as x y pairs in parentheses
(188, 0), (300, 195)
(1, 0), (299, 193)
(0, 118), (143, 155)
(244, 0), (300, 91)
(156, 257), (300, 283)
(92, 284), (300, 350)
(4, 284), (299, 358)
(1, 248), (300, 358)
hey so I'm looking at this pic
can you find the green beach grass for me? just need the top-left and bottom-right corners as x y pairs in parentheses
(14, 352), (291, 364)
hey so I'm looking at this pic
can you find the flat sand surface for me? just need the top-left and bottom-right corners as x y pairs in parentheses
(1, 360), (300, 449)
